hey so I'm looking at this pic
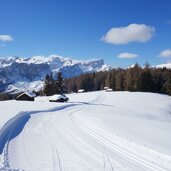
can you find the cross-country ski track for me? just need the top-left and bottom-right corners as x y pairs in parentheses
(0, 91), (171, 171)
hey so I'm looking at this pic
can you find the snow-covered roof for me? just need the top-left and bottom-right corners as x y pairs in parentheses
(24, 92), (36, 98)
(77, 89), (85, 93)
(18, 92), (36, 98)
(104, 86), (109, 90)
(106, 88), (113, 92)
(49, 94), (67, 101)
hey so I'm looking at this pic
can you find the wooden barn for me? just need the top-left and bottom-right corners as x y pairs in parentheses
(16, 92), (36, 101)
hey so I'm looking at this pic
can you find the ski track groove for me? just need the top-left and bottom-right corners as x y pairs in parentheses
(104, 150), (114, 171)
(44, 117), (63, 171)
(69, 108), (168, 171)
(1, 92), (170, 171)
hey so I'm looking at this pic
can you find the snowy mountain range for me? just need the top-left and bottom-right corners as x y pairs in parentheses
(155, 63), (171, 69)
(0, 55), (110, 92)
(0, 54), (170, 93)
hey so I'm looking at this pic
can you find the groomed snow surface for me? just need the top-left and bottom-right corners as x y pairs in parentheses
(0, 91), (171, 171)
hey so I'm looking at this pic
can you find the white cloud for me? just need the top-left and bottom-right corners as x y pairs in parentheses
(159, 49), (171, 58)
(117, 52), (139, 59)
(101, 24), (155, 45)
(0, 35), (14, 42)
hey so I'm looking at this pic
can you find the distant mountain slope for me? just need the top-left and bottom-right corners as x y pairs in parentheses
(156, 63), (171, 69)
(0, 55), (110, 92)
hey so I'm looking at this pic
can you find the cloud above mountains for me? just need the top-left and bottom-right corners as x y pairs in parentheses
(117, 52), (139, 59)
(159, 49), (171, 58)
(0, 35), (14, 42)
(102, 24), (155, 45)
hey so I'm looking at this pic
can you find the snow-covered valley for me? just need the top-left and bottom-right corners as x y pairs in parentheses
(0, 91), (171, 171)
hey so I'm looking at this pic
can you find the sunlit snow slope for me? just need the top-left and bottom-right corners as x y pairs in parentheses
(0, 91), (171, 171)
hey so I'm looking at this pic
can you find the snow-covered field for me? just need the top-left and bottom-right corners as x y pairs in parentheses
(0, 91), (171, 171)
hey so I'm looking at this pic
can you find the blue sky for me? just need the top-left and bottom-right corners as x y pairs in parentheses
(0, 0), (171, 67)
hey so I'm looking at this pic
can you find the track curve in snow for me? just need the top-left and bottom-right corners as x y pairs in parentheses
(1, 91), (171, 171)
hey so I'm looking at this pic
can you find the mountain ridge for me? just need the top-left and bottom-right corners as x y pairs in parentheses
(0, 55), (110, 92)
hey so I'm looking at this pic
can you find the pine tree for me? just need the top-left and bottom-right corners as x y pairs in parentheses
(44, 74), (52, 96)
(43, 72), (66, 96)
(162, 69), (171, 95)
(115, 70), (124, 91)
(140, 67), (153, 92)
(57, 72), (63, 94)
(125, 64), (141, 91)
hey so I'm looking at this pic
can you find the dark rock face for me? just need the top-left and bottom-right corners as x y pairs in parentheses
(0, 62), (51, 82)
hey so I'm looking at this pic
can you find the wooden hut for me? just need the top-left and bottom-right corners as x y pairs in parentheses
(16, 92), (36, 101)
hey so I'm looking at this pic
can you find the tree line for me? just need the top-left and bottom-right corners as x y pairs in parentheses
(64, 64), (171, 95)
(1, 64), (170, 101)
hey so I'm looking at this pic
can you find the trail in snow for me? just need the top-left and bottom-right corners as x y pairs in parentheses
(0, 91), (171, 171)
(0, 103), (79, 170)
(70, 110), (170, 171)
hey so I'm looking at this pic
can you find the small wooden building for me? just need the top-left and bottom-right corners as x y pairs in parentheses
(16, 92), (36, 101)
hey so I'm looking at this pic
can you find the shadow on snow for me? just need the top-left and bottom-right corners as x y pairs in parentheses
(0, 100), (112, 155)
(0, 103), (77, 154)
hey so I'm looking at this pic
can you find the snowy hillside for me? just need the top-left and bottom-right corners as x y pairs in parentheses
(0, 55), (110, 92)
(0, 91), (171, 171)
